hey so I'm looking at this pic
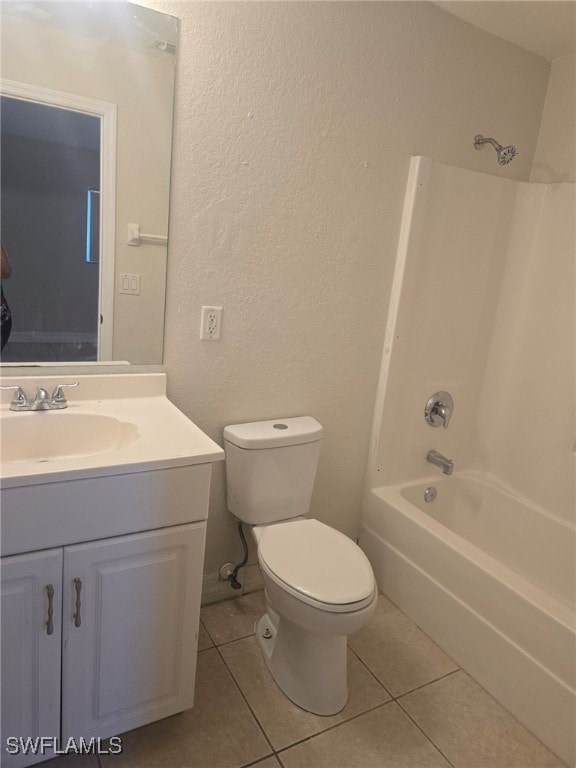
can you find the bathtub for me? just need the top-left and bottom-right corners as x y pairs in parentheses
(359, 471), (575, 766)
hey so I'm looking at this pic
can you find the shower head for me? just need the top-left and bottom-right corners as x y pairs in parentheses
(474, 134), (518, 165)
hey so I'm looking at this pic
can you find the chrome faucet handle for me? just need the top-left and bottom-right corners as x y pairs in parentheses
(0, 385), (31, 411)
(425, 391), (454, 429)
(50, 381), (79, 409)
(33, 387), (50, 407)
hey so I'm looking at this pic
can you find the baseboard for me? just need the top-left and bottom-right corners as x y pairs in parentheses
(201, 563), (263, 605)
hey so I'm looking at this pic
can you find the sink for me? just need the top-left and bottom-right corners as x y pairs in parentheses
(0, 372), (225, 489)
(1, 412), (139, 464)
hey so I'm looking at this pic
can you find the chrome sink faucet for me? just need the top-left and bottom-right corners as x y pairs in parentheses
(427, 449), (454, 476)
(1, 382), (79, 411)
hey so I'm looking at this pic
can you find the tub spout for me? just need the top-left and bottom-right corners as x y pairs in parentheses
(427, 449), (454, 475)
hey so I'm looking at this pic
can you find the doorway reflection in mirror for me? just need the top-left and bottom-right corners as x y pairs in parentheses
(1, 98), (100, 363)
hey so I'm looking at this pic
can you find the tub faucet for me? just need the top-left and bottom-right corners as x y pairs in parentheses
(427, 449), (454, 476)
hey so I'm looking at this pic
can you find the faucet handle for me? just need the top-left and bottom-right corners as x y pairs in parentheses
(425, 391), (454, 429)
(50, 381), (79, 408)
(0, 385), (30, 410)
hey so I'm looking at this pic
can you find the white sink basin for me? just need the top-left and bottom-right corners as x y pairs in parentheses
(1, 412), (139, 464)
(0, 373), (225, 488)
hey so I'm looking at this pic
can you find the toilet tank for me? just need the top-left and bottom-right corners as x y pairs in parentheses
(223, 417), (323, 525)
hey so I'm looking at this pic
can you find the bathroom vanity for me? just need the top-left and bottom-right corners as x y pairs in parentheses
(0, 374), (224, 767)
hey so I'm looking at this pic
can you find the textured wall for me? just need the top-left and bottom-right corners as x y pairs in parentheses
(531, 54), (576, 183)
(140, 1), (549, 575)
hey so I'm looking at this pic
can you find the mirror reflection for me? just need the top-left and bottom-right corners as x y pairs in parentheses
(0, 1), (177, 365)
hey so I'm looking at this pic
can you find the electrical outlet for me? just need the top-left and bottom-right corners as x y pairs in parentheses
(200, 306), (223, 340)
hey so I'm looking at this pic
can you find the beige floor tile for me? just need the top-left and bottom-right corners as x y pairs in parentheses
(201, 591), (267, 645)
(43, 756), (98, 768)
(197, 620), (214, 650)
(279, 701), (451, 768)
(251, 758), (282, 767)
(400, 670), (566, 768)
(348, 594), (458, 696)
(219, 635), (391, 750)
(100, 648), (271, 768)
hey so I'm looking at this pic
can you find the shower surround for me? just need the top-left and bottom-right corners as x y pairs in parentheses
(360, 157), (575, 765)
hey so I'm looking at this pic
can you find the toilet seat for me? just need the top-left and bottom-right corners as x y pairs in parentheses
(256, 519), (375, 613)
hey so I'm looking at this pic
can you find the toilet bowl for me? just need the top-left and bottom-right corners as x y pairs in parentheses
(223, 417), (377, 715)
(253, 519), (377, 714)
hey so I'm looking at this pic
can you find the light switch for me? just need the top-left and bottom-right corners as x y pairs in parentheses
(119, 273), (141, 295)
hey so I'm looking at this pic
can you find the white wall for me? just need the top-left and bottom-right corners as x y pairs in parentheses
(531, 54), (576, 183)
(479, 51), (576, 524)
(476, 182), (574, 523)
(139, 1), (550, 576)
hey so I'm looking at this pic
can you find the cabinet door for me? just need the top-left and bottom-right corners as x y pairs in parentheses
(1, 549), (63, 767)
(62, 523), (206, 741)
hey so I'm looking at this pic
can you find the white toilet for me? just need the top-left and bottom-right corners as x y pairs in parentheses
(223, 416), (377, 716)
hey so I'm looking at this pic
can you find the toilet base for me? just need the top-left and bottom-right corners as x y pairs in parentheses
(255, 611), (348, 716)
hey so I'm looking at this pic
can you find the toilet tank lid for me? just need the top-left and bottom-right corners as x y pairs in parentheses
(223, 416), (322, 449)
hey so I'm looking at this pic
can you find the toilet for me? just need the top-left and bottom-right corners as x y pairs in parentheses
(223, 416), (377, 716)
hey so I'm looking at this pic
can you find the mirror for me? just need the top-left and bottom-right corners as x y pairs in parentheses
(0, 0), (177, 366)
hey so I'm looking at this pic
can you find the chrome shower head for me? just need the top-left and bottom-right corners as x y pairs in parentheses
(474, 134), (518, 165)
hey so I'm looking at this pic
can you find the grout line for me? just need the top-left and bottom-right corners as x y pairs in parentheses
(394, 667), (461, 702)
(239, 755), (278, 768)
(274, 700), (397, 756)
(209, 596), (462, 765)
(208, 630), (255, 649)
(349, 644), (460, 705)
(348, 645), (394, 700)
(395, 697), (458, 768)
(214, 642), (277, 759)
(215, 627), (396, 764)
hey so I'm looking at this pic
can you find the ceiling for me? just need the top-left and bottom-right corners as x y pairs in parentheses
(435, 1), (576, 61)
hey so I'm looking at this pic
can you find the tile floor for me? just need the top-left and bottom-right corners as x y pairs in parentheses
(47, 591), (565, 768)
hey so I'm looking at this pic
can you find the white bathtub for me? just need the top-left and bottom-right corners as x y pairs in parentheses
(359, 472), (575, 766)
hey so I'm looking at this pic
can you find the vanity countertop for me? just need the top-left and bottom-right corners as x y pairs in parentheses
(0, 373), (224, 489)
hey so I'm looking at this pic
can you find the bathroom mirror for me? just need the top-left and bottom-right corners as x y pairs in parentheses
(0, 0), (177, 366)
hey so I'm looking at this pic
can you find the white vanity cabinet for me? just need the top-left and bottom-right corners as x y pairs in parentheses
(1, 550), (63, 768)
(1, 373), (225, 767)
(1, 523), (206, 767)
(62, 523), (205, 741)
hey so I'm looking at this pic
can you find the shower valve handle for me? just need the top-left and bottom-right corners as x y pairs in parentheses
(425, 391), (454, 429)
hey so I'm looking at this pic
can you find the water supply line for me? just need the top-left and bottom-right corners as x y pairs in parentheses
(226, 523), (249, 590)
